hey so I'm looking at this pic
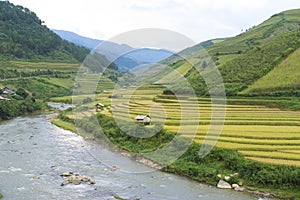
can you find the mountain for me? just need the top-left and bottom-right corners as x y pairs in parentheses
(146, 8), (300, 97)
(114, 48), (174, 71)
(52, 29), (102, 50)
(0, 1), (90, 63)
(200, 8), (300, 66)
(53, 29), (174, 71)
(52, 29), (133, 56)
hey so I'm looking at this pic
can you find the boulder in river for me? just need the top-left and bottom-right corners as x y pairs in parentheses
(103, 168), (109, 173)
(60, 172), (73, 177)
(60, 172), (95, 186)
(217, 180), (232, 189)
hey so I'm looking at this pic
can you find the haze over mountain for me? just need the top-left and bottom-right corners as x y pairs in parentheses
(53, 29), (174, 71)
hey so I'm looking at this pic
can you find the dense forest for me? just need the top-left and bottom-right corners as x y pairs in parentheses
(0, 1), (89, 62)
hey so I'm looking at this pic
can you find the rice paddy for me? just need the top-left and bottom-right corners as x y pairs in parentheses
(105, 85), (300, 166)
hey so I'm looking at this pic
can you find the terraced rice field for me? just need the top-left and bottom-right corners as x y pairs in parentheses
(108, 85), (300, 166)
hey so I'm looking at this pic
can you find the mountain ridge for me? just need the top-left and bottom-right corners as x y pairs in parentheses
(53, 29), (174, 71)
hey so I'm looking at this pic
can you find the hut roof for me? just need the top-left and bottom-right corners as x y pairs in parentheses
(135, 115), (150, 120)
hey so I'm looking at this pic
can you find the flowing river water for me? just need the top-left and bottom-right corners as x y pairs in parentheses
(0, 111), (262, 199)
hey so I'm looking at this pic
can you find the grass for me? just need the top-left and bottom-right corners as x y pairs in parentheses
(52, 119), (77, 133)
(243, 47), (300, 94)
(39, 77), (75, 88)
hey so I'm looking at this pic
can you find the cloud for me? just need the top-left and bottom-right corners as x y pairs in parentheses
(9, 0), (300, 43)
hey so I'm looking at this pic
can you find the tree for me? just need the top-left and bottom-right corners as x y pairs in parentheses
(16, 88), (29, 99)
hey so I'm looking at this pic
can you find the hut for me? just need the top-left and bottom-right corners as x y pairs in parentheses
(135, 115), (151, 125)
(95, 103), (104, 112)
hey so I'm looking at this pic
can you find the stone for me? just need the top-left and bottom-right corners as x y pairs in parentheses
(234, 187), (245, 192)
(60, 172), (95, 186)
(111, 165), (119, 171)
(217, 180), (232, 189)
(232, 184), (239, 189)
(103, 168), (109, 173)
(74, 182), (81, 185)
(60, 172), (73, 177)
(81, 177), (90, 182)
(61, 181), (70, 186)
(224, 176), (231, 181)
(217, 174), (222, 178)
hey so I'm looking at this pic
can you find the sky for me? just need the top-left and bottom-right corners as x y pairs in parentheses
(9, 0), (300, 43)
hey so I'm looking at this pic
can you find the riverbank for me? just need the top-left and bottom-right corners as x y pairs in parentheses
(0, 99), (51, 122)
(51, 113), (300, 199)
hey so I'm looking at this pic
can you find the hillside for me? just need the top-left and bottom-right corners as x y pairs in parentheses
(0, 1), (89, 63)
(203, 8), (300, 66)
(242, 46), (300, 95)
(150, 8), (300, 97)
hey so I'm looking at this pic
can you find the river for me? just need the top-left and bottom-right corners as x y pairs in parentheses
(0, 113), (261, 200)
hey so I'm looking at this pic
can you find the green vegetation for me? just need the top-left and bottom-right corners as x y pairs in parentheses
(243, 47), (300, 95)
(52, 118), (77, 133)
(2, 78), (72, 100)
(221, 30), (300, 95)
(184, 30), (300, 96)
(114, 196), (126, 200)
(0, 1), (89, 62)
(0, 96), (45, 120)
(164, 143), (300, 199)
(204, 8), (300, 66)
(1, 2), (300, 198)
(75, 114), (174, 153)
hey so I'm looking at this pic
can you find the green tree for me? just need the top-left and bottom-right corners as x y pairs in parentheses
(16, 88), (29, 99)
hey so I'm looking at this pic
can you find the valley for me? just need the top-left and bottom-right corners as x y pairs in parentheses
(1, 1), (300, 199)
